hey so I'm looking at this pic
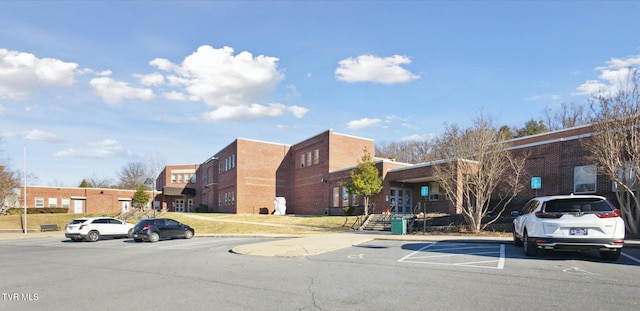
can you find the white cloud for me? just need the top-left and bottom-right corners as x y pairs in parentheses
(575, 54), (640, 96)
(163, 91), (188, 101)
(23, 129), (61, 142)
(287, 105), (309, 118)
(347, 117), (382, 130)
(145, 45), (310, 120)
(54, 139), (129, 158)
(89, 76), (155, 105)
(0, 48), (78, 100)
(400, 133), (437, 142)
(203, 103), (307, 121)
(135, 72), (165, 86)
(335, 54), (420, 84)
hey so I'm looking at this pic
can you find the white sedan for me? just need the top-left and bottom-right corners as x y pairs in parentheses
(512, 194), (625, 260)
(65, 217), (134, 242)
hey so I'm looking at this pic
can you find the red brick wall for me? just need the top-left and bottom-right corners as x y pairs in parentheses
(20, 186), (151, 215)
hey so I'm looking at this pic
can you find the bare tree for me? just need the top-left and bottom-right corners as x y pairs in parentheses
(584, 68), (640, 235)
(543, 102), (593, 131)
(0, 139), (20, 211)
(117, 162), (147, 190)
(117, 155), (166, 190)
(375, 138), (436, 164)
(84, 174), (114, 188)
(431, 114), (528, 233)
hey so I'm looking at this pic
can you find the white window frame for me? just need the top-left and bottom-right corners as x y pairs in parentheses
(35, 197), (44, 208)
(574, 165), (597, 194)
(48, 198), (57, 207)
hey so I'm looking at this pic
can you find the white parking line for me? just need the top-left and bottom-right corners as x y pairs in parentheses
(622, 252), (640, 264)
(398, 242), (505, 269)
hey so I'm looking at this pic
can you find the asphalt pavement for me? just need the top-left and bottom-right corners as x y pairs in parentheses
(2, 229), (638, 257)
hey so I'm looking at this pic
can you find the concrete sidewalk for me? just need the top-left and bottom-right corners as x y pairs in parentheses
(229, 231), (515, 257)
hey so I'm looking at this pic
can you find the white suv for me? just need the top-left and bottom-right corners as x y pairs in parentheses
(512, 194), (625, 260)
(65, 217), (134, 242)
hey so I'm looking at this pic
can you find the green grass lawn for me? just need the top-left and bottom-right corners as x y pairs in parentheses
(0, 212), (364, 235)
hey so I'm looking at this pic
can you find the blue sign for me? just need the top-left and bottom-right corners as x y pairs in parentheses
(421, 186), (429, 197)
(531, 177), (542, 189)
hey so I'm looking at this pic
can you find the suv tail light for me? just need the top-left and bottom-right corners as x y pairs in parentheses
(143, 225), (152, 230)
(535, 211), (562, 219)
(595, 209), (621, 218)
(79, 225), (86, 230)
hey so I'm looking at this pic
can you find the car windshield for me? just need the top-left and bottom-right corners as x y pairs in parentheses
(69, 219), (88, 224)
(543, 198), (614, 213)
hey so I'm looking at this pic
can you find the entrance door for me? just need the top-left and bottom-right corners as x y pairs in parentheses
(73, 200), (84, 214)
(121, 201), (130, 213)
(175, 199), (184, 212)
(390, 187), (412, 214)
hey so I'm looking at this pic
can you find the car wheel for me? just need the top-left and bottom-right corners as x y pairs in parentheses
(600, 249), (621, 261)
(134, 238), (143, 243)
(149, 232), (160, 243)
(184, 230), (194, 239)
(513, 226), (523, 247)
(523, 230), (537, 257)
(86, 230), (100, 242)
(128, 228), (133, 238)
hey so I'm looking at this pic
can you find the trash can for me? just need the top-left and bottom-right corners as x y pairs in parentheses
(391, 215), (406, 235)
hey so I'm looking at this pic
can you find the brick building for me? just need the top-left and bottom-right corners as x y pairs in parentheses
(20, 125), (620, 216)
(19, 186), (152, 214)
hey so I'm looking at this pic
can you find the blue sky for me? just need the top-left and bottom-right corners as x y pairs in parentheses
(1, 1), (640, 187)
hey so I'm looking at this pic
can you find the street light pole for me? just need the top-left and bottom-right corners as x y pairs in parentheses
(145, 177), (156, 218)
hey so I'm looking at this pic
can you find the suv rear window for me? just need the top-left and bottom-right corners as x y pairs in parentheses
(543, 198), (613, 213)
(69, 219), (88, 224)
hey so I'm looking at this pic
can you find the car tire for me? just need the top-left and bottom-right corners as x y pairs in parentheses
(184, 230), (194, 239)
(523, 230), (537, 257)
(128, 228), (133, 238)
(513, 226), (523, 247)
(149, 232), (160, 243)
(600, 249), (621, 261)
(86, 230), (100, 242)
(134, 238), (143, 243)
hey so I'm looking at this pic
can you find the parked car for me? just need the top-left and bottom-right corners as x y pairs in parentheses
(512, 194), (625, 260)
(65, 217), (135, 242)
(131, 218), (194, 243)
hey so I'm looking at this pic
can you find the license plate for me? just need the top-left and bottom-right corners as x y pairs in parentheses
(570, 228), (588, 235)
(133, 234), (138, 238)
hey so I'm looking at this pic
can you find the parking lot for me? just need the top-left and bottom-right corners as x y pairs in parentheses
(1, 237), (639, 310)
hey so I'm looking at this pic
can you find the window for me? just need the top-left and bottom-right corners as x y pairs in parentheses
(190, 174), (196, 183)
(342, 187), (349, 207)
(313, 149), (319, 165)
(35, 197), (44, 208)
(48, 198), (57, 207)
(574, 165), (597, 193)
(306, 151), (312, 167)
(171, 174), (176, 183)
(429, 183), (439, 201)
(351, 194), (359, 206)
(178, 174), (183, 183)
(231, 154), (235, 169)
(61, 198), (70, 208)
(300, 154), (305, 167)
(332, 187), (340, 207)
(613, 163), (637, 191)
